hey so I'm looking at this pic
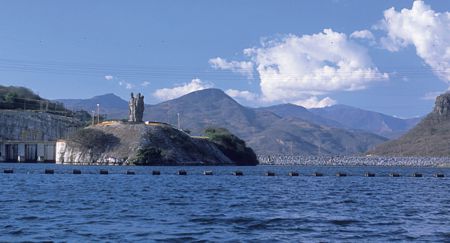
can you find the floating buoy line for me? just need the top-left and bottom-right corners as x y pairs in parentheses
(1, 168), (447, 178)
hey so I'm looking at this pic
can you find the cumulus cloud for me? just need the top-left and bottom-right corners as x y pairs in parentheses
(141, 81), (150, 87)
(293, 96), (337, 108)
(379, 0), (450, 82)
(209, 57), (254, 79)
(153, 78), (213, 101)
(104, 75), (114, 80)
(350, 29), (375, 41)
(225, 89), (258, 101)
(245, 28), (388, 103)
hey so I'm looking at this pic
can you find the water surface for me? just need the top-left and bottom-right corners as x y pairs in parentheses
(1, 163), (449, 242)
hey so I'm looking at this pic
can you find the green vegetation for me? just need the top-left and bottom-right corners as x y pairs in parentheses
(204, 127), (259, 165)
(0, 85), (92, 123)
(0, 85), (64, 111)
(68, 128), (120, 152)
(133, 146), (164, 165)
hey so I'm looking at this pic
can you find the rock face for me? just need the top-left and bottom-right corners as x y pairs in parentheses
(371, 92), (450, 156)
(0, 110), (83, 141)
(56, 122), (254, 165)
(433, 93), (450, 116)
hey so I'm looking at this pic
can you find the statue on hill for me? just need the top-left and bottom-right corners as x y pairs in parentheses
(129, 92), (145, 122)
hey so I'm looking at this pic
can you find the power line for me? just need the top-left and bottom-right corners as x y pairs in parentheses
(0, 57), (446, 80)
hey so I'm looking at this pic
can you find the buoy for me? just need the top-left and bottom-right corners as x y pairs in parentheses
(412, 172), (423, 177)
(203, 170), (213, 175)
(44, 169), (54, 174)
(289, 172), (299, 176)
(126, 170), (135, 175)
(435, 173), (445, 178)
(336, 172), (347, 177)
(3, 169), (13, 174)
(177, 170), (187, 175)
(313, 172), (323, 177)
(365, 172), (375, 177)
(265, 171), (275, 176)
(152, 170), (161, 175)
(390, 173), (400, 177)
(99, 169), (108, 175)
(73, 169), (81, 174)
(233, 171), (243, 176)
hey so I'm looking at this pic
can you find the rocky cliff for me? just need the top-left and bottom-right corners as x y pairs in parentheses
(371, 92), (450, 156)
(56, 122), (258, 165)
(0, 110), (83, 141)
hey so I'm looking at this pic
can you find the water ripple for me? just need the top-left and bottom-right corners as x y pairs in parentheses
(0, 164), (449, 241)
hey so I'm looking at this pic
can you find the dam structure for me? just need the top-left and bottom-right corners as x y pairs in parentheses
(0, 110), (83, 162)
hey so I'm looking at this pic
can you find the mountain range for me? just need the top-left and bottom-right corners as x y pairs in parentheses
(371, 92), (450, 156)
(57, 89), (422, 155)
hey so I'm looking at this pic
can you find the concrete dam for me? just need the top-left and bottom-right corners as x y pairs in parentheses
(0, 110), (83, 162)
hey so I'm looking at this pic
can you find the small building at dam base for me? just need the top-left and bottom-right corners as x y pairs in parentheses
(0, 140), (56, 162)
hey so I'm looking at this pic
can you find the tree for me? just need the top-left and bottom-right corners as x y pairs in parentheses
(204, 127), (259, 165)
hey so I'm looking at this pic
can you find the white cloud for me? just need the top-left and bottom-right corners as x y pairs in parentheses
(141, 81), (150, 87)
(225, 89), (258, 101)
(104, 75), (114, 80)
(350, 29), (375, 41)
(422, 90), (448, 100)
(245, 28), (388, 103)
(153, 78), (213, 101)
(118, 81), (135, 90)
(209, 57), (254, 79)
(294, 96), (337, 108)
(380, 0), (450, 82)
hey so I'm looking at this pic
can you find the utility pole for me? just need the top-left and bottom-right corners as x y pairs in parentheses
(290, 141), (293, 155)
(97, 104), (100, 124)
(318, 144), (321, 156)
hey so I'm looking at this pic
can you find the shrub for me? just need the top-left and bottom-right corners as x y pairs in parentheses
(204, 127), (258, 165)
(133, 146), (164, 165)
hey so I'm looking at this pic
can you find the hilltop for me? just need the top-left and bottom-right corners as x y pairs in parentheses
(56, 93), (128, 119)
(57, 122), (258, 166)
(371, 92), (450, 156)
(144, 89), (387, 155)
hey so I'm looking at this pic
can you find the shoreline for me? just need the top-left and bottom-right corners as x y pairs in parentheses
(1, 158), (450, 168)
(257, 155), (450, 167)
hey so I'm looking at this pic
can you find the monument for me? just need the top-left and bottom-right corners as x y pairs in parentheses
(128, 93), (145, 122)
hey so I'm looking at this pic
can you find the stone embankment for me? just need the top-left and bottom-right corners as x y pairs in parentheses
(258, 155), (450, 167)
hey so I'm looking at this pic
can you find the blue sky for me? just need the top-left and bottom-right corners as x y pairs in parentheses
(0, 0), (449, 118)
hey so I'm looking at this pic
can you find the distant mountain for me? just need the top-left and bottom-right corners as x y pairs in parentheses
(309, 104), (421, 138)
(259, 103), (345, 128)
(57, 89), (387, 155)
(56, 93), (128, 119)
(371, 92), (450, 156)
(143, 89), (387, 155)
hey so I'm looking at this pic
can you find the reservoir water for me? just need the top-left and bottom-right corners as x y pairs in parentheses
(1, 163), (449, 242)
